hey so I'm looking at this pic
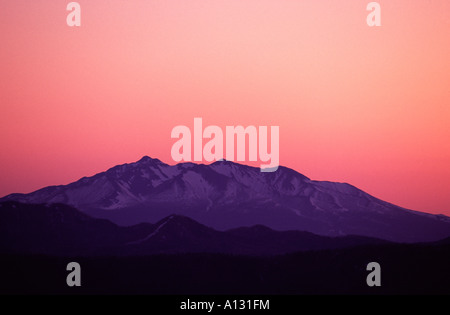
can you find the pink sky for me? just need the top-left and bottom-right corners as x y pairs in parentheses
(1, 1), (449, 215)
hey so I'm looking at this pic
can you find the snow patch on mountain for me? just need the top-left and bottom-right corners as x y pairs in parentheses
(127, 215), (175, 245)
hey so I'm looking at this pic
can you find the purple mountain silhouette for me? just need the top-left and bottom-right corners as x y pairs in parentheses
(2, 156), (450, 242)
(0, 201), (389, 256)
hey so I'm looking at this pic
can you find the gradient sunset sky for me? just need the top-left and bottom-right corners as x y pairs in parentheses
(1, 1), (449, 215)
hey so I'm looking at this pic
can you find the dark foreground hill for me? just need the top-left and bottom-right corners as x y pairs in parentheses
(1, 201), (449, 295)
(1, 242), (449, 295)
(0, 201), (388, 256)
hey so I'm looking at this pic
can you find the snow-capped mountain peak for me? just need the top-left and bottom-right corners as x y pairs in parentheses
(2, 156), (450, 243)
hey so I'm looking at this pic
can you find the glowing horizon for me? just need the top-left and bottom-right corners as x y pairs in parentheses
(1, 1), (449, 215)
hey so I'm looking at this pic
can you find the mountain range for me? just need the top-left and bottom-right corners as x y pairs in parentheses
(2, 156), (450, 243)
(0, 201), (390, 256)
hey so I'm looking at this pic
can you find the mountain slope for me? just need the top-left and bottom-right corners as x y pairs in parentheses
(0, 201), (389, 256)
(2, 156), (450, 242)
